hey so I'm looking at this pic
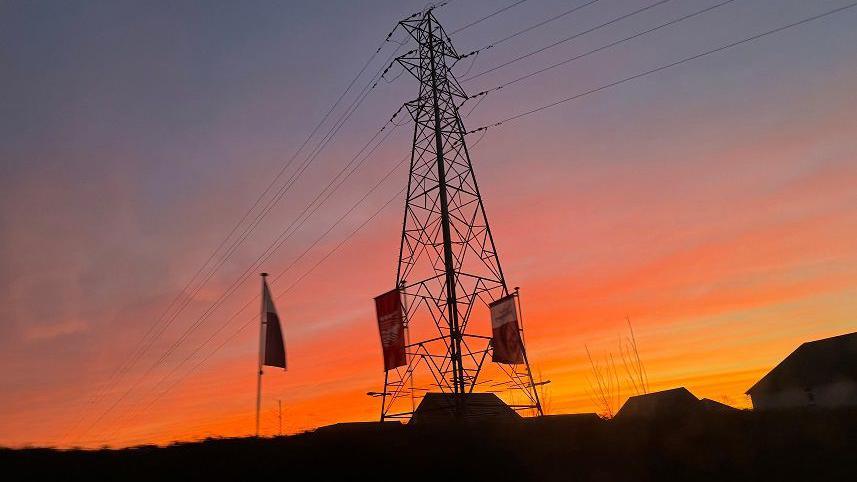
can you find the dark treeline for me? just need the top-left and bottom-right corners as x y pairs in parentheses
(2, 409), (855, 481)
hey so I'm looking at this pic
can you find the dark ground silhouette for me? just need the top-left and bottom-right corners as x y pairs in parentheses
(2, 409), (855, 481)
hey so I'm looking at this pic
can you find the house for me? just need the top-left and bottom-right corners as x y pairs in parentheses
(615, 387), (699, 419)
(615, 387), (739, 419)
(409, 392), (521, 424)
(746, 331), (857, 410)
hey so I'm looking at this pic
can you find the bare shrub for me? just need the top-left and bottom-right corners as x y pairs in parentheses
(586, 345), (621, 418)
(586, 317), (649, 418)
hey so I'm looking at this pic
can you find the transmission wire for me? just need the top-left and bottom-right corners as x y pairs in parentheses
(467, 2), (857, 134)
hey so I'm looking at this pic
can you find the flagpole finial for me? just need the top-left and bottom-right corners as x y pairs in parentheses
(261, 272), (269, 277)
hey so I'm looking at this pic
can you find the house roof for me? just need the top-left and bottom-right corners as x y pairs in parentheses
(409, 392), (521, 424)
(699, 398), (739, 412)
(746, 331), (857, 395)
(615, 387), (699, 419)
(314, 421), (402, 434)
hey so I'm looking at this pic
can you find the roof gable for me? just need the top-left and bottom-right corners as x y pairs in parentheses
(746, 332), (857, 395)
(615, 387), (699, 418)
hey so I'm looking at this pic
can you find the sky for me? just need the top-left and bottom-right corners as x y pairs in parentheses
(1, 0), (856, 448)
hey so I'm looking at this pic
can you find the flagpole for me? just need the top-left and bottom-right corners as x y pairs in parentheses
(256, 272), (269, 437)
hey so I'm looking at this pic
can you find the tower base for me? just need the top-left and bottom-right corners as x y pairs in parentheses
(409, 392), (521, 424)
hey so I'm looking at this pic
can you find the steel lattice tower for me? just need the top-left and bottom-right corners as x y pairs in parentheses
(378, 9), (541, 421)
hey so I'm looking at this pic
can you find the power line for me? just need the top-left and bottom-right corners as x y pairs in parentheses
(468, 2), (857, 134)
(458, 0), (601, 63)
(450, 0), (529, 34)
(491, 0), (601, 47)
(462, 0), (674, 82)
(70, 60), (408, 442)
(63, 22), (411, 445)
(109, 184), (408, 445)
(108, 137), (411, 435)
(465, 0), (738, 103)
(73, 102), (408, 444)
(105, 122), (413, 442)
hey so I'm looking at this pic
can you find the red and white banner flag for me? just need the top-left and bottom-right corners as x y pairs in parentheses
(374, 288), (407, 371)
(490, 294), (524, 364)
(262, 279), (286, 369)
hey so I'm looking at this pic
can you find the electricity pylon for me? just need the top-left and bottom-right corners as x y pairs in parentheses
(378, 9), (542, 421)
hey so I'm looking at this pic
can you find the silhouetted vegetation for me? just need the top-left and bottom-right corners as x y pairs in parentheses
(2, 409), (855, 481)
(586, 318), (650, 418)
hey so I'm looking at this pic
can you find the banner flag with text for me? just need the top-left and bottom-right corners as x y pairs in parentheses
(490, 294), (524, 364)
(374, 289), (407, 371)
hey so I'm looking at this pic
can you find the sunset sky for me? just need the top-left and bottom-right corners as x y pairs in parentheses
(2, 0), (856, 448)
